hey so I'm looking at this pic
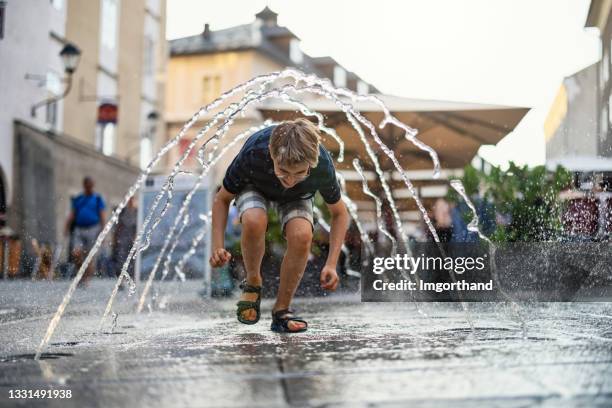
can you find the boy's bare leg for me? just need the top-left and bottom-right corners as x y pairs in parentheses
(239, 208), (268, 321)
(274, 217), (312, 331)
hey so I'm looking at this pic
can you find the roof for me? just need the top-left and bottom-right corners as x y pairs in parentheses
(171, 23), (258, 55)
(259, 94), (529, 213)
(255, 6), (278, 20)
(261, 25), (298, 39)
(169, 8), (376, 93)
(585, 0), (599, 27)
(170, 23), (325, 75)
(585, 0), (610, 28)
(310, 56), (337, 65)
(259, 93), (529, 166)
(259, 93), (529, 113)
(303, 56), (379, 92)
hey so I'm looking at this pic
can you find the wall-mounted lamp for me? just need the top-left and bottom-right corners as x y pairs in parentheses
(145, 110), (159, 139)
(59, 43), (81, 74)
(30, 42), (81, 117)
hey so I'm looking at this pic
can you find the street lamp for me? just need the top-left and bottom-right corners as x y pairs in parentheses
(59, 43), (81, 74)
(30, 42), (81, 117)
(146, 111), (159, 135)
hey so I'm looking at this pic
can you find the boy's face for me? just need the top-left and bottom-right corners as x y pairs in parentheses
(271, 158), (310, 188)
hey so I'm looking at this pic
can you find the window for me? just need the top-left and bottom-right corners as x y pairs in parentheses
(178, 138), (197, 167)
(143, 36), (154, 76)
(289, 38), (303, 64)
(46, 71), (62, 96)
(51, 0), (63, 10)
(603, 50), (610, 86)
(46, 101), (57, 129)
(202, 75), (221, 104)
(357, 80), (369, 95)
(102, 123), (115, 155)
(45, 71), (61, 129)
(333, 66), (347, 88)
(140, 137), (152, 170)
(602, 105), (608, 138)
(146, 0), (160, 15)
(0, 1), (6, 40)
(97, 123), (116, 156)
(101, 0), (118, 49)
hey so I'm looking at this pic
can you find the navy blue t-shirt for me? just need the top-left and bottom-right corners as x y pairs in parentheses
(222, 126), (341, 205)
(72, 193), (106, 227)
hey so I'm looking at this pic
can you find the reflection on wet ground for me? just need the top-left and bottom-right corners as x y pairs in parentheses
(0, 281), (611, 407)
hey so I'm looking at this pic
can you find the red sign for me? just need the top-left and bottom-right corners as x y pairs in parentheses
(97, 103), (118, 124)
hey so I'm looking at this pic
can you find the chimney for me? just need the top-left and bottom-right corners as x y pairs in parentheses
(203, 23), (211, 40)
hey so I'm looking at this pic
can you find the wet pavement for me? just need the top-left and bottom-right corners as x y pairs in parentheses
(0, 280), (611, 407)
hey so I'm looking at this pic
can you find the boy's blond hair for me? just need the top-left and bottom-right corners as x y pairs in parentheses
(269, 118), (320, 167)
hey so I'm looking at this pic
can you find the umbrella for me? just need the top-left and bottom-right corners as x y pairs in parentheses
(259, 93), (529, 228)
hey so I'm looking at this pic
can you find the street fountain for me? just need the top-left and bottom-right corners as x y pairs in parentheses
(35, 68), (516, 360)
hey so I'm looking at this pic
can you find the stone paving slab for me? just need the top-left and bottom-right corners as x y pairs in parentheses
(0, 281), (611, 407)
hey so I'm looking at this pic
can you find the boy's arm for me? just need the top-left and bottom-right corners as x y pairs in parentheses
(320, 199), (350, 291)
(209, 186), (235, 267)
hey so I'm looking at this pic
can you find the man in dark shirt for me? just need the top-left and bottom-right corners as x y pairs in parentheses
(209, 119), (350, 332)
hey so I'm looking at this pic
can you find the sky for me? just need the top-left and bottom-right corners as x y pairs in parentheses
(166, 0), (601, 168)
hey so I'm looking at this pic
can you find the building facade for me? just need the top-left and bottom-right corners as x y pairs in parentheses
(544, 63), (600, 160)
(586, 0), (612, 158)
(165, 7), (377, 186)
(544, 1), (612, 162)
(0, 0), (167, 256)
(62, 0), (167, 166)
(0, 0), (68, 225)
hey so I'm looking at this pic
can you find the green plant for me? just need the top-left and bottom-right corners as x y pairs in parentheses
(264, 192), (331, 246)
(265, 207), (284, 246)
(447, 162), (572, 242)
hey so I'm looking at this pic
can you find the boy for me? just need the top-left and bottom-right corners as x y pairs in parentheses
(209, 119), (350, 333)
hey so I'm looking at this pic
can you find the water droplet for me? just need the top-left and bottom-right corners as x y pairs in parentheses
(110, 313), (118, 334)
(128, 281), (137, 297)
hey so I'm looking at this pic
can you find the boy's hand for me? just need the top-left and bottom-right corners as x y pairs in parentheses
(320, 265), (339, 291)
(209, 248), (231, 268)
